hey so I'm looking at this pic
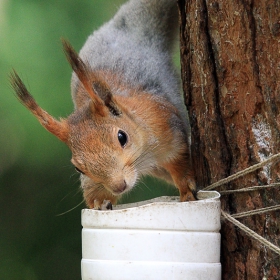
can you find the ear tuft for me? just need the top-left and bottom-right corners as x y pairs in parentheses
(10, 70), (38, 111)
(10, 70), (69, 143)
(62, 39), (100, 99)
(62, 39), (92, 92)
(62, 39), (121, 117)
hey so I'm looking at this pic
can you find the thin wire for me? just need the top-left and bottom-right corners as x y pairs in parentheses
(200, 153), (280, 255)
(203, 153), (280, 191)
(221, 210), (280, 256)
(220, 183), (280, 194)
(231, 205), (280, 219)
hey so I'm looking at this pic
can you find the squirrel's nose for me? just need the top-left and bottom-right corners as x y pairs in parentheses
(113, 180), (127, 194)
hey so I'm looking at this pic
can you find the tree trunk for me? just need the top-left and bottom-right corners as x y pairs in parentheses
(178, 0), (280, 279)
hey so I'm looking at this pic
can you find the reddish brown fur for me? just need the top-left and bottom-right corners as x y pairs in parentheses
(10, 71), (69, 142)
(10, 42), (196, 209)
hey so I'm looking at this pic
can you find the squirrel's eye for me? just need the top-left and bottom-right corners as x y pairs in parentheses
(118, 130), (128, 147)
(75, 167), (85, 174)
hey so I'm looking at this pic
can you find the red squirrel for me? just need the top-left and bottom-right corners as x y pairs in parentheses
(10, 0), (197, 209)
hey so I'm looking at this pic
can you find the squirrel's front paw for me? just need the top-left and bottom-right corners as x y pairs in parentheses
(180, 189), (197, 202)
(179, 178), (198, 201)
(94, 199), (113, 210)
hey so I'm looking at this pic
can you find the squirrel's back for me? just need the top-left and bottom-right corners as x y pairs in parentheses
(71, 0), (187, 127)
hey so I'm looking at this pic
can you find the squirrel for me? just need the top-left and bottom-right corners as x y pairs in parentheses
(10, 0), (197, 209)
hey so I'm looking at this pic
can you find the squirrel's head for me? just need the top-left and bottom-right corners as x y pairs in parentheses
(10, 40), (147, 207)
(66, 94), (143, 199)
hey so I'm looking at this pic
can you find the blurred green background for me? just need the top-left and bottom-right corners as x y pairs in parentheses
(0, 0), (179, 279)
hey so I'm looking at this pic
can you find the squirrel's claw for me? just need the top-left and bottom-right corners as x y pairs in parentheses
(93, 199), (113, 210)
(105, 201), (113, 210)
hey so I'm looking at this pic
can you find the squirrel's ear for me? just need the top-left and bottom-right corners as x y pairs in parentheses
(62, 39), (106, 115)
(62, 39), (121, 117)
(10, 71), (69, 143)
(92, 81), (121, 116)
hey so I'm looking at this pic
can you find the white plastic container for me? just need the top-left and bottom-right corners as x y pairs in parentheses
(81, 191), (221, 280)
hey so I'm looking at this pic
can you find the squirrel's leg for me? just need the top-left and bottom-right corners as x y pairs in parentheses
(163, 154), (197, 201)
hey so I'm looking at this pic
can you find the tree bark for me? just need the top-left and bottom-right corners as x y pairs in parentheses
(178, 0), (280, 279)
